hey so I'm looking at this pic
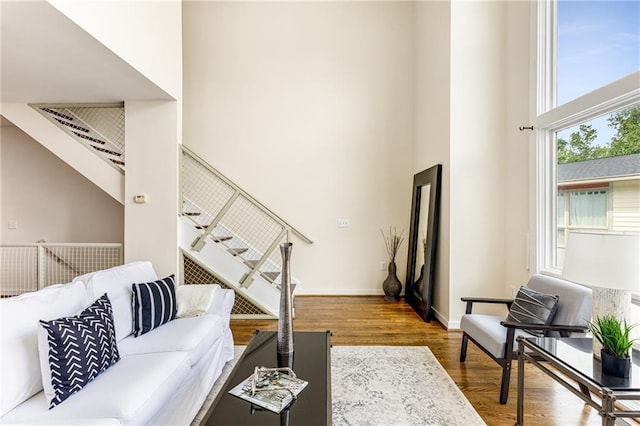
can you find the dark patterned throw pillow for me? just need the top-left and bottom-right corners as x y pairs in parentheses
(506, 286), (559, 336)
(131, 274), (177, 337)
(39, 293), (120, 408)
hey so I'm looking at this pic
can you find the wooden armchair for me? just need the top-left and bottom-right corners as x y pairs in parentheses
(459, 274), (592, 404)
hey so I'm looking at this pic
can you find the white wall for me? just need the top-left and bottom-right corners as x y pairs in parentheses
(124, 101), (179, 279)
(504, 1), (532, 289)
(413, 1), (452, 320)
(0, 125), (123, 244)
(49, 0), (182, 102)
(449, 1), (508, 323)
(183, 1), (415, 294)
(46, 1), (183, 278)
(413, 1), (531, 326)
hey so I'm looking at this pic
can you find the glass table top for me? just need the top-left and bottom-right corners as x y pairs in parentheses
(525, 337), (640, 391)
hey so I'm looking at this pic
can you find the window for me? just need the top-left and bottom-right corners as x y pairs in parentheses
(534, 0), (640, 273)
(557, 187), (609, 247)
(557, 1), (640, 106)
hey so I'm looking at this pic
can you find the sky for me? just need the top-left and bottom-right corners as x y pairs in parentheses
(556, 0), (640, 145)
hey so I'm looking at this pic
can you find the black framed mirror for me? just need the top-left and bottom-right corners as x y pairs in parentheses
(405, 164), (442, 322)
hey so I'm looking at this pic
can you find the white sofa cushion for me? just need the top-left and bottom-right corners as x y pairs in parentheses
(0, 281), (90, 417)
(118, 315), (224, 366)
(0, 352), (190, 425)
(38, 294), (120, 408)
(78, 261), (158, 342)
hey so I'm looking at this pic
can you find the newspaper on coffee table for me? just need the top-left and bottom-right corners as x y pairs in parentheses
(228, 366), (308, 413)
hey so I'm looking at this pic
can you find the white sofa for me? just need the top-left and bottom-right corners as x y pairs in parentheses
(0, 261), (235, 425)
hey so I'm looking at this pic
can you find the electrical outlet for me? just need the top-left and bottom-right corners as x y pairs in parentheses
(337, 218), (350, 228)
(380, 261), (387, 270)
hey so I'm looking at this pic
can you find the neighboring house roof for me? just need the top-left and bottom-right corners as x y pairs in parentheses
(557, 153), (640, 183)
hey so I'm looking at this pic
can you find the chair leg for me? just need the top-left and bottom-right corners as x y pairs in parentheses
(500, 327), (516, 404)
(460, 333), (469, 362)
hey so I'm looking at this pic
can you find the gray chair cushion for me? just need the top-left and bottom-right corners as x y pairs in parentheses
(527, 274), (592, 329)
(460, 314), (534, 358)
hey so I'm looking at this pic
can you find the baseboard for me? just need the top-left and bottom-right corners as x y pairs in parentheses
(431, 307), (460, 330)
(295, 289), (387, 296)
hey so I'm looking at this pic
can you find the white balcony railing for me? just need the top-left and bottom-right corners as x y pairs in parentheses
(0, 243), (123, 297)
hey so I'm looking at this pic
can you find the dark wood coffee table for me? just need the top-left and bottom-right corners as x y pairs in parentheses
(200, 330), (332, 425)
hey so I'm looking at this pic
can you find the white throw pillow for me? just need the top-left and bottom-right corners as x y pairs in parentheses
(176, 285), (217, 318)
(82, 261), (158, 342)
(0, 281), (90, 417)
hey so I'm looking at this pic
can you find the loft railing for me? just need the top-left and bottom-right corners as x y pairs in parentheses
(0, 243), (123, 296)
(180, 146), (313, 289)
(31, 103), (126, 171)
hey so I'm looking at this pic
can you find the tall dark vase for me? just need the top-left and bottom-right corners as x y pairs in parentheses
(383, 261), (402, 301)
(277, 242), (294, 358)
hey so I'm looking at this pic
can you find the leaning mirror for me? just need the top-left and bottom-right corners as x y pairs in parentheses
(405, 164), (442, 322)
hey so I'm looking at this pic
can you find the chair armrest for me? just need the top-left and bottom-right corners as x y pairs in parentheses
(500, 320), (588, 337)
(461, 297), (514, 314)
(461, 297), (514, 304)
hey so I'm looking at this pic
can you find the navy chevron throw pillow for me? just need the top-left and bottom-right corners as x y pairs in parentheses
(39, 294), (120, 408)
(131, 275), (177, 337)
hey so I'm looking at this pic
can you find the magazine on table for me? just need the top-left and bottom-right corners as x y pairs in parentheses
(228, 367), (308, 413)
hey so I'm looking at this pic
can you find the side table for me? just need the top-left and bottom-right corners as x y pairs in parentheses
(517, 336), (640, 425)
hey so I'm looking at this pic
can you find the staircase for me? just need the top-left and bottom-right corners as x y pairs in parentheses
(13, 104), (312, 319)
(180, 146), (313, 318)
(33, 104), (125, 171)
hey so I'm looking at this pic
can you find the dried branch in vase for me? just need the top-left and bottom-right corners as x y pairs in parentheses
(380, 227), (405, 262)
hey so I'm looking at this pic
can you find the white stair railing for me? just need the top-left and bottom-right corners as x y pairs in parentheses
(180, 145), (313, 291)
(31, 103), (125, 171)
(16, 103), (312, 316)
(0, 243), (123, 296)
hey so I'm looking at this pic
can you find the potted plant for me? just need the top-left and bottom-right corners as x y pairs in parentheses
(380, 227), (404, 301)
(587, 315), (638, 378)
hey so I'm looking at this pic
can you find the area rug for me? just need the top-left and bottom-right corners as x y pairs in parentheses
(331, 346), (484, 426)
(193, 345), (485, 426)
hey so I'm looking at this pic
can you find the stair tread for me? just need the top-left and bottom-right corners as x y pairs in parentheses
(91, 145), (121, 156)
(228, 247), (248, 256)
(73, 131), (106, 145)
(212, 236), (232, 242)
(262, 271), (280, 282)
(183, 212), (201, 216)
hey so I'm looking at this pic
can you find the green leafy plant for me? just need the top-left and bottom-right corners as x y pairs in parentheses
(587, 315), (638, 358)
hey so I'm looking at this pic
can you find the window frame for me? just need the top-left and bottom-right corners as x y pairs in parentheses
(556, 185), (611, 249)
(530, 1), (640, 276)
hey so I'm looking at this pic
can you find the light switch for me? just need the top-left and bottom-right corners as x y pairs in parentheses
(134, 194), (148, 203)
(8, 220), (17, 230)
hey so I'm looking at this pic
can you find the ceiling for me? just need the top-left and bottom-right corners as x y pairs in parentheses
(0, 1), (172, 104)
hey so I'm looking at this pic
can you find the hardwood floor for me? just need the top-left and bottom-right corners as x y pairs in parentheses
(230, 296), (608, 426)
